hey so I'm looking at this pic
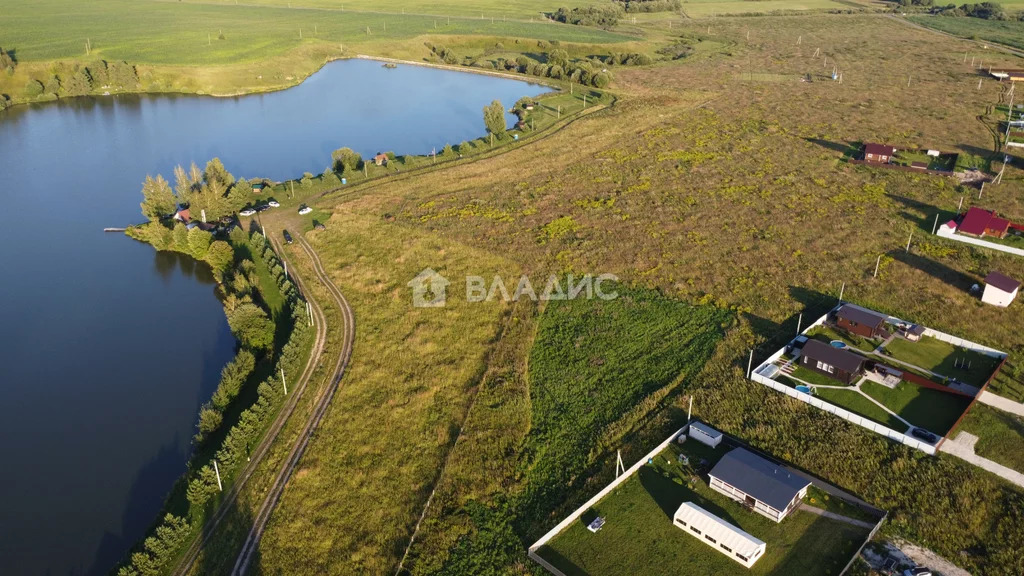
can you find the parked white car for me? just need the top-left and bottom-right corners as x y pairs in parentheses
(239, 208), (257, 217)
(267, 200), (280, 208)
(298, 205), (313, 215)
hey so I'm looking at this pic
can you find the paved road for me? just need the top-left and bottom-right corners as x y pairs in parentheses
(170, 234), (332, 576)
(230, 234), (356, 576)
(978, 390), (1024, 417)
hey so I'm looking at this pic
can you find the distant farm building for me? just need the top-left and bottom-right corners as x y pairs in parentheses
(708, 448), (811, 523)
(835, 304), (888, 339)
(863, 143), (895, 164)
(373, 153), (389, 166)
(687, 421), (723, 448)
(252, 182), (266, 193)
(673, 502), (767, 568)
(799, 339), (867, 385)
(959, 207), (1011, 239)
(983, 271), (1020, 307)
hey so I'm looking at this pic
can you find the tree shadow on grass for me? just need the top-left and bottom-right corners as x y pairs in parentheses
(637, 466), (743, 528)
(804, 137), (857, 157)
(888, 249), (978, 292)
(737, 286), (838, 373)
(768, 513), (868, 576)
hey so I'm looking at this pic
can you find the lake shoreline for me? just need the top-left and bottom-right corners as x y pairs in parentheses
(1, 52), (560, 112)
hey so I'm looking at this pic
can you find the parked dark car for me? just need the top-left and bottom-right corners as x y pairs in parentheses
(910, 428), (938, 444)
(904, 567), (932, 576)
(283, 230), (293, 244)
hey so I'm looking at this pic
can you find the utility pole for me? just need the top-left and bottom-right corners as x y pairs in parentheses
(958, 195), (964, 212)
(687, 396), (693, 423)
(906, 230), (913, 252)
(979, 181), (985, 199)
(874, 255), (881, 278)
(214, 460), (223, 491)
(281, 369), (288, 395)
(746, 350), (754, 379)
(932, 213), (939, 234)
(839, 282), (845, 303)
(796, 313), (803, 334)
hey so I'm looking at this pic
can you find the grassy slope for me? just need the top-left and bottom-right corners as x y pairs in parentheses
(245, 208), (514, 575)
(541, 444), (868, 576)
(346, 13), (1024, 574)
(179, 0), (606, 18)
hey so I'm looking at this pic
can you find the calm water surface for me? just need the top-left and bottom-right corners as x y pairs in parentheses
(0, 58), (546, 575)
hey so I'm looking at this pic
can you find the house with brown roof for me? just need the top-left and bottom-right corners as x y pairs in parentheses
(373, 153), (389, 167)
(173, 208), (191, 224)
(863, 143), (895, 164)
(799, 339), (868, 385)
(834, 304), (888, 339)
(983, 271), (1020, 307)
(959, 207), (1011, 239)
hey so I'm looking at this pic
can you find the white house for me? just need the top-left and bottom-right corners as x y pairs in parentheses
(982, 271), (1020, 307)
(673, 502), (766, 568)
(687, 421), (723, 448)
(708, 448), (811, 523)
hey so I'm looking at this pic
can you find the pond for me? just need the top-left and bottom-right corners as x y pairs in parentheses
(0, 57), (547, 575)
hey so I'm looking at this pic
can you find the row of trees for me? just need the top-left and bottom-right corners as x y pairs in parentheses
(614, 0), (683, 12)
(22, 60), (139, 99)
(551, 5), (624, 27)
(423, 42), (617, 88)
(140, 157), (251, 225)
(118, 228), (312, 576)
(931, 1), (1015, 18)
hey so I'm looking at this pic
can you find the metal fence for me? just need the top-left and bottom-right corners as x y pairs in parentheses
(840, 513), (888, 576)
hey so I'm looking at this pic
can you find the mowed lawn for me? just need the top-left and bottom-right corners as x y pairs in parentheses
(861, 380), (972, 435)
(0, 0), (632, 64)
(539, 445), (868, 576)
(882, 335), (1003, 388)
(814, 387), (909, 432)
(957, 403), (1024, 474)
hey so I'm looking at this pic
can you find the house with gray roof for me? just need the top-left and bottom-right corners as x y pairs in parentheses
(708, 448), (811, 523)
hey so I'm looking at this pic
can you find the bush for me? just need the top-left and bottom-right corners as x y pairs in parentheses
(551, 5), (622, 26)
(24, 79), (44, 97)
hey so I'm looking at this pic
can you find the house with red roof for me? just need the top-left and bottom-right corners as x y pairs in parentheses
(173, 208), (191, 224)
(863, 143), (895, 164)
(958, 207), (1011, 239)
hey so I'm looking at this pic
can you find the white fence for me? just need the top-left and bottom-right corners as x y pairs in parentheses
(527, 425), (689, 574)
(750, 369), (937, 455)
(936, 224), (1024, 257)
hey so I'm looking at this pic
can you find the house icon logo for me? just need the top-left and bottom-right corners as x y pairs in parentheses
(407, 268), (450, 308)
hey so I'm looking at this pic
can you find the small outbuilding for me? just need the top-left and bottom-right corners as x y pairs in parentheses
(708, 448), (811, 523)
(863, 143), (895, 164)
(373, 153), (389, 166)
(983, 271), (1020, 307)
(173, 208), (191, 224)
(673, 502), (766, 568)
(799, 339), (867, 385)
(252, 182), (266, 194)
(687, 421), (723, 448)
(835, 304), (888, 339)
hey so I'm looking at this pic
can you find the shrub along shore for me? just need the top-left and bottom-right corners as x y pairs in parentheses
(117, 166), (315, 576)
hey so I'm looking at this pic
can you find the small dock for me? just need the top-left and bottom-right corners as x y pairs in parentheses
(103, 227), (127, 232)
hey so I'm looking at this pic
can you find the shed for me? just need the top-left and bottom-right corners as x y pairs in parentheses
(708, 448), (811, 523)
(673, 502), (766, 568)
(688, 422), (723, 448)
(983, 271), (1020, 307)
(926, 149), (941, 157)
(799, 339), (867, 385)
(835, 304), (888, 339)
(173, 208), (191, 223)
(252, 182), (266, 194)
(373, 153), (389, 166)
(863, 143), (895, 164)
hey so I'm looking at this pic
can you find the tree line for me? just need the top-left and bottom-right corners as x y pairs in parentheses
(21, 60), (139, 100)
(117, 225), (313, 576)
(425, 42), (614, 88)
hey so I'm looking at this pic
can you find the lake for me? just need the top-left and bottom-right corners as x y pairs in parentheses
(0, 58), (547, 576)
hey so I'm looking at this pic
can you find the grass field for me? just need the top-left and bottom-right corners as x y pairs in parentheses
(908, 15), (1024, 52)
(861, 380), (971, 434)
(881, 335), (1002, 388)
(538, 443), (869, 576)
(179, 0), (605, 18)
(956, 402), (1024, 473)
(679, 0), (867, 17)
(803, 485), (879, 524)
